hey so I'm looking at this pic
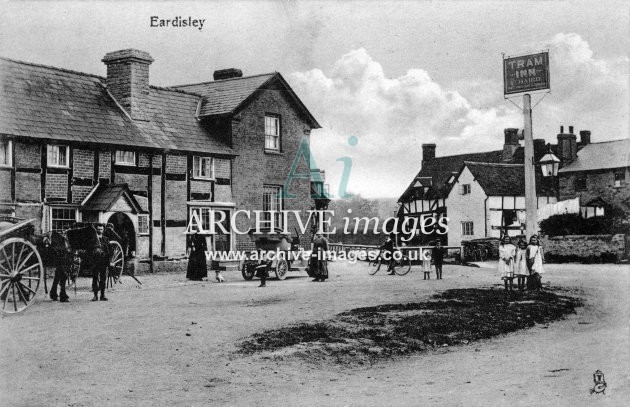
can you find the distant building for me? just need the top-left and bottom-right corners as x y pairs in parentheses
(396, 126), (614, 246)
(558, 138), (630, 217)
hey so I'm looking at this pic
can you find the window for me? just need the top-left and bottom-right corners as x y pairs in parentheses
(51, 208), (77, 232)
(614, 170), (625, 188)
(137, 214), (149, 235)
(193, 156), (214, 179)
(264, 115), (280, 151)
(115, 150), (136, 166)
(574, 174), (587, 191)
(262, 185), (283, 229)
(47, 144), (69, 167)
(461, 184), (471, 195)
(502, 210), (519, 228)
(0, 140), (12, 167)
(461, 221), (474, 236)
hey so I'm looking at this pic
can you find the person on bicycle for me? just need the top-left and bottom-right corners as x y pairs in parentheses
(380, 233), (397, 275)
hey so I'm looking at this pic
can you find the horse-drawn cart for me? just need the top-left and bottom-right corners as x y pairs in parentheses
(0, 217), (45, 315)
(239, 230), (309, 281)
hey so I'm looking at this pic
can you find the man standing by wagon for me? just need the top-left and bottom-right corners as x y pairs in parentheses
(92, 224), (112, 301)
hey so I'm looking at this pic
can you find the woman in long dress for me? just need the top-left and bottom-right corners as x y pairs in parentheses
(498, 235), (516, 292)
(186, 230), (208, 281)
(526, 234), (545, 290)
(310, 232), (329, 282)
(514, 239), (528, 290)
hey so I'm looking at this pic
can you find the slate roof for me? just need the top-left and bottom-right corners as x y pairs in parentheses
(0, 57), (234, 155)
(174, 73), (321, 128)
(82, 183), (144, 213)
(398, 150), (504, 201)
(558, 139), (630, 173)
(465, 162), (555, 196)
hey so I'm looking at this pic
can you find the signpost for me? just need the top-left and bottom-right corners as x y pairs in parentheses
(503, 52), (550, 239)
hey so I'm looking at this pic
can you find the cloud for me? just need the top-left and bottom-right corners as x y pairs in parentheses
(288, 35), (628, 199)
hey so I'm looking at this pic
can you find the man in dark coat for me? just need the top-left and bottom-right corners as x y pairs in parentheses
(432, 240), (446, 280)
(92, 224), (111, 301)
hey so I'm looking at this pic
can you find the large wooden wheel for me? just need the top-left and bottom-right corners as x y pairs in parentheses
(0, 237), (44, 315)
(274, 258), (289, 280)
(241, 260), (256, 280)
(106, 241), (124, 289)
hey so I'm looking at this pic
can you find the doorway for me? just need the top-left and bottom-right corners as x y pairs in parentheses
(107, 212), (136, 257)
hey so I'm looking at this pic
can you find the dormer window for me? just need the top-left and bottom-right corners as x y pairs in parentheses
(47, 144), (69, 168)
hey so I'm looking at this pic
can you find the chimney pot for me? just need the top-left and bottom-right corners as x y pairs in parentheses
(569, 126), (574, 134)
(579, 130), (591, 146)
(560, 125), (564, 133)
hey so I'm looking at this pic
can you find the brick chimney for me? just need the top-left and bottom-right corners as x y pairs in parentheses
(422, 143), (436, 164)
(213, 68), (243, 80)
(579, 130), (591, 146)
(502, 128), (520, 162)
(533, 138), (546, 160)
(557, 125), (578, 163)
(102, 49), (154, 121)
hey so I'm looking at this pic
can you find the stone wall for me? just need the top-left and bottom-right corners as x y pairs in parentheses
(541, 234), (626, 262)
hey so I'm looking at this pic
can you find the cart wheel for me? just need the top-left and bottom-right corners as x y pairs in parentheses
(275, 259), (288, 280)
(106, 241), (124, 289)
(0, 238), (44, 315)
(241, 261), (256, 280)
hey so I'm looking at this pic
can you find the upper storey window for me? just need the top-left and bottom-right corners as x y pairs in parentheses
(265, 115), (280, 151)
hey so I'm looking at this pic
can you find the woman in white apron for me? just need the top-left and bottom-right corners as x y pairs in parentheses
(498, 235), (516, 293)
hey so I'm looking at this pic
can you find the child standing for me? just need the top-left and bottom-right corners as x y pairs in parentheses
(514, 239), (528, 290)
(422, 248), (432, 280)
(498, 235), (516, 293)
(526, 234), (545, 290)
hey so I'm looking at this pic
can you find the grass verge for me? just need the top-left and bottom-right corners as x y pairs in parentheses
(237, 288), (581, 364)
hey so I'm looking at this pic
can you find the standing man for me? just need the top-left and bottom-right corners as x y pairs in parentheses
(432, 240), (446, 280)
(92, 224), (112, 301)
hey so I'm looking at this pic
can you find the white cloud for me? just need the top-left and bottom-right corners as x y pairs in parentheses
(289, 35), (628, 199)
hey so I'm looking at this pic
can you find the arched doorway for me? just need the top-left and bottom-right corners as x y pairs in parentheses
(107, 212), (136, 257)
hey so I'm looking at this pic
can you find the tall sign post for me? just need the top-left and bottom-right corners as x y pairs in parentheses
(503, 51), (550, 239)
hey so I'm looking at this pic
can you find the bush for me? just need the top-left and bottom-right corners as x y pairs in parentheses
(539, 207), (630, 236)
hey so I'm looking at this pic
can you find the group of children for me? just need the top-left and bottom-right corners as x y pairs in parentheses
(498, 234), (545, 292)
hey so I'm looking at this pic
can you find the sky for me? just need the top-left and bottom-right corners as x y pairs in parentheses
(1, 0), (628, 199)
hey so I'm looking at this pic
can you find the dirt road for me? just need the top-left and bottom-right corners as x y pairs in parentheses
(1, 262), (628, 406)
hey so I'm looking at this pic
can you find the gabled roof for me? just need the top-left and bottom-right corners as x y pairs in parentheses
(0, 57), (235, 155)
(174, 73), (321, 129)
(464, 162), (555, 196)
(398, 150), (504, 202)
(82, 183), (145, 213)
(558, 139), (630, 173)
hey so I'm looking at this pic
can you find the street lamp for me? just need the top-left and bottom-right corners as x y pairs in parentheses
(539, 151), (561, 177)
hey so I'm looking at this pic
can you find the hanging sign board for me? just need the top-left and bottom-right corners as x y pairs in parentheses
(503, 52), (550, 95)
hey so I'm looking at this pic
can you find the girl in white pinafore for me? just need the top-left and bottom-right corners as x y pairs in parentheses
(514, 239), (529, 290)
(498, 235), (516, 292)
(526, 234), (545, 290)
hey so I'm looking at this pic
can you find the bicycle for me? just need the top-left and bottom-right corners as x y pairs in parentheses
(368, 249), (412, 276)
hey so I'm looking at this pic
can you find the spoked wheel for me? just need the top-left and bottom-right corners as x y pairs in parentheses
(241, 260), (256, 280)
(275, 259), (288, 280)
(106, 241), (124, 289)
(0, 238), (44, 315)
(368, 258), (381, 275)
(394, 255), (412, 276)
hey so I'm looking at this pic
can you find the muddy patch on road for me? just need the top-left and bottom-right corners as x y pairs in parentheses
(237, 288), (581, 365)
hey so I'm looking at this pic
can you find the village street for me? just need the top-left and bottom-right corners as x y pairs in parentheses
(1, 261), (628, 407)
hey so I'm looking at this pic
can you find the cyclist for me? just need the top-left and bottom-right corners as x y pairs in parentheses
(379, 233), (397, 275)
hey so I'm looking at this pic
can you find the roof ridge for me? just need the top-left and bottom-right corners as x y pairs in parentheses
(582, 138), (629, 145)
(0, 55), (104, 80)
(171, 72), (278, 88)
(149, 85), (203, 97)
(464, 161), (523, 167)
(429, 149), (503, 160)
